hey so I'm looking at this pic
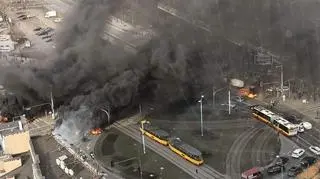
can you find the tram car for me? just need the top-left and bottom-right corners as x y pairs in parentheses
(139, 121), (170, 146)
(168, 137), (204, 165)
(250, 105), (298, 136)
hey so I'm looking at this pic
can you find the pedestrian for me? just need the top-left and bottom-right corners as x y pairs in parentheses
(196, 169), (198, 174)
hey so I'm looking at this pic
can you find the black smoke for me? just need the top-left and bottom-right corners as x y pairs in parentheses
(0, 0), (226, 143)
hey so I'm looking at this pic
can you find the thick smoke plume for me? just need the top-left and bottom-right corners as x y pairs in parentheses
(0, 0), (225, 143)
(1, 0), (320, 143)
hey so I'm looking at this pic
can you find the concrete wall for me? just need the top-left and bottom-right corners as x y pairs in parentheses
(29, 140), (45, 179)
(3, 131), (30, 155)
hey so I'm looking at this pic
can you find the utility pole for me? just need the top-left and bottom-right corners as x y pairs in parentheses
(198, 95), (204, 136)
(280, 64), (283, 99)
(50, 91), (55, 120)
(140, 120), (149, 154)
(228, 89), (231, 115)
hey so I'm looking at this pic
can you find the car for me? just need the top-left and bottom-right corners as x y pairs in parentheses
(17, 14), (26, 18)
(291, 148), (305, 158)
(33, 27), (42, 31)
(45, 39), (53, 42)
(287, 166), (303, 177)
(300, 156), (317, 168)
(286, 115), (302, 124)
(42, 35), (51, 39)
(302, 122), (312, 130)
(309, 146), (320, 155)
(267, 165), (285, 175)
(298, 125), (305, 133)
(232, 96), (244, 102)
(90, 152), (95, 159)
(276, 156), (289, 165)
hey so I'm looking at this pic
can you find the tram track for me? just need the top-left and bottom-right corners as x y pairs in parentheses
(225, 124), (265, 179)
(113, 121), (226, 179)
(251, 128), (276, 168)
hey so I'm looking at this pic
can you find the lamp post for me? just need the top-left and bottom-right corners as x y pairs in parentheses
(276, 155), (283, 179)
(140, 120), (150, 154)
(99, 108), (111, 125)
(160, 167), (164, 179)
(198, 95), (204, 136)
(276, 65), (284, 100)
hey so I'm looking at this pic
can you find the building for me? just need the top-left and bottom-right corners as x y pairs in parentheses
(0, 120), (30, 155)
(0, 155), (22, 177)
(0, 35), (14, 52)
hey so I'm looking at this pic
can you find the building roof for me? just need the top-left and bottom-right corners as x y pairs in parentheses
(0, 121), (19, 132)
(169, 137), (202, 156)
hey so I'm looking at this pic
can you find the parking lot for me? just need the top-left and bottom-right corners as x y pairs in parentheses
(32, 135), (93, 179)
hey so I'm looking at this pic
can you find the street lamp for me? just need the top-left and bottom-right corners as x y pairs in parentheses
(160, 167), (164, 179)
(276, 155), (283, 179)
(276, 65), (284, 100)
(99, 108), (111, 125)
(140, 120), (150, 154)
(198, 95), (204, 136)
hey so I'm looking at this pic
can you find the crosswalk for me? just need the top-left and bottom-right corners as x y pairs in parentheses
(28, 116), (55, 137)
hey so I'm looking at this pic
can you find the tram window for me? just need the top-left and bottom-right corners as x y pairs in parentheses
(278, 124), (289, 133)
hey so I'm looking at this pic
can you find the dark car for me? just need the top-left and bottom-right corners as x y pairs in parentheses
(276, 156), (289, 166)
(285, 115), (302, 124)
(42, 35), (51, 39)
(300, 156), (317, 168)
(33, 27), (42, 31)
(17, 14), (26, 18)
(267, 165), (285, 175)
(287, 166), (303, 177)
(45, 39), (53, 42)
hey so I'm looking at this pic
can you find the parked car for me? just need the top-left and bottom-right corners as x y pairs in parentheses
(287, 166), (303, 177)
(17, 14), (26, 18)
(232, 96), (245, 102)
(45, 39), (53, 42)
(292, 148), (305, 158)
(42, 35), (51, 39)
(33, 27), (42, 31)
(276, 156), (289, 166)
(309, 146), (320, 155)
(267, 165), (285, 175)
(300, 156), (317, 168)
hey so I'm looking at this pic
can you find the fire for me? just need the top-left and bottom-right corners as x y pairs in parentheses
(89, 128), (103, 135)
(0, 115), (8, 123)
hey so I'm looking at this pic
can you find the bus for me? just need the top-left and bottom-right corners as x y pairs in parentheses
(168, 137), (204, 165)
(250, 105), (298, 136)
(139, 122), (170, 146)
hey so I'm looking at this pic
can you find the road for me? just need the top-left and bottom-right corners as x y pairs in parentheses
(225, 124), (267, 179)
(112, 117), (226, 179)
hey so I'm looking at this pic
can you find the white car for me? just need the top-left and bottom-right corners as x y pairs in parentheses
(291, 148), (305, 158)
(302, 122), (312, 130)
(309, 146), (320, 155)
(298, 125), (305, 133)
